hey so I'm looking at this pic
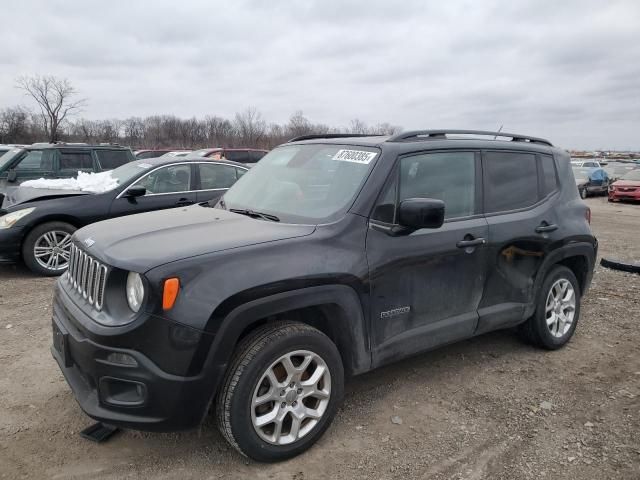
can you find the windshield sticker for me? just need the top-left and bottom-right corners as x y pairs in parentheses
(332, 149), (377, 165)
(136, 163), (153, 169)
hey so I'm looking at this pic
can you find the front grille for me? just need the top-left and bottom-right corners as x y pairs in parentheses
(66, 244), (108, 310)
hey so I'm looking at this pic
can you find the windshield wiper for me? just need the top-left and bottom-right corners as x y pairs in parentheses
(230, 208), (280, 222)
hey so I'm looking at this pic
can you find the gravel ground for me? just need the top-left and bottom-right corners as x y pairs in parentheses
(0, 197), (639, 479)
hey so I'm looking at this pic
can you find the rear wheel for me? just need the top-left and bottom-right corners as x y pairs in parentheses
(22, 221), (75, 276)
(216, 321), (344, 462)
(520, 266), (580, 349)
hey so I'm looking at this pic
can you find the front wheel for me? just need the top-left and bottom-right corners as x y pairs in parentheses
(579, 188), (587, 199)
(22, 221), (76, 276)
(519, 265), (581, 349)
(216, 321), (344, 462)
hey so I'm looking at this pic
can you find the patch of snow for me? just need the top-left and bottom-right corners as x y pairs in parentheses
(20, 171), (119, 193)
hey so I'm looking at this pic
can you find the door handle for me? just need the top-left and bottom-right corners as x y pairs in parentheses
(456, 237), (486, 248)
(175, 198), (194, 207)
(535, 223), (558, 233)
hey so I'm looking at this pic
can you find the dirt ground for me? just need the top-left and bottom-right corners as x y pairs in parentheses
(1, 197), (639, 480)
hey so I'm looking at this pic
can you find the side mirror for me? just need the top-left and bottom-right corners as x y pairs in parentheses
(7, 170), (17, 182)
(398, 198), (445, 230)
(124, 185), (146, 198)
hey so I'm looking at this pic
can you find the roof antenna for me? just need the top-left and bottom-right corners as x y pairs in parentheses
(493, 125), (503, 140)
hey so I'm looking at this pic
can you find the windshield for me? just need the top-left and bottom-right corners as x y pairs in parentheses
(0, 148), (24, 170)
(109, 161), (156, 187)
(621, 170), (640, 181)
(219, 144), (380, 223)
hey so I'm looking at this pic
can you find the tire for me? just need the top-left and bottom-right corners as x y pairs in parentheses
(216, 321), (344, 462)
(519, 266), (581, 350)
(579, 188), (587, 199)
(22, 221), (76, 276)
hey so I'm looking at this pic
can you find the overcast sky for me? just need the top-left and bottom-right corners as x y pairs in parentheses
(2, 0), (639, 149)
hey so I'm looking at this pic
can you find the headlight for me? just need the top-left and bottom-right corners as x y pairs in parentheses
(0, 207), (36, 229)
(126, 272), (145, 312)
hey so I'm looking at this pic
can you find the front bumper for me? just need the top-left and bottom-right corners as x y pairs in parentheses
(0, 225), (24, 263)
(609, 189), (640, 201)
(51, 283), (225, 432)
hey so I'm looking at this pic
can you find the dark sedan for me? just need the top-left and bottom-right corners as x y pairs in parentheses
(0, 157), (248, 275)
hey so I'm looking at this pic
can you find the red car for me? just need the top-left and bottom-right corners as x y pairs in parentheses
(608, 168), (640, 202)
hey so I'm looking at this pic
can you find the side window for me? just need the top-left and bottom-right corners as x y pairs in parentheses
(136, 164), (192, 194)
(96, 150), (130, 170)
(371, 174), (398, 223)
(14, 150), (54, 171)
(484, 152), (538, 213)
(198, 163), (238, 189)
(59, 151), (94, 173)
(540, 154), (559, 196)
(400, 151), (476, 219)
(372, 151), (476, 222)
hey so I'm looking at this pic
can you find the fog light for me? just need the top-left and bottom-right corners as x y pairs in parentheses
(106, 352), (138, 366)
(99, 377), (147, 407)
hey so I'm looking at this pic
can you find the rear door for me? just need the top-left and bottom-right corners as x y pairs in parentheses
(109, 163), (197, 216)
(367, 149), (489, 366)
(476, 150), (562, 333)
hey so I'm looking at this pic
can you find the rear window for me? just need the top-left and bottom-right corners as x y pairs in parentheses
(96, 150), (131, 169)
(250, 150), (267, 162)
(484, 152), (538, 213)
(224, 151), (251, 163)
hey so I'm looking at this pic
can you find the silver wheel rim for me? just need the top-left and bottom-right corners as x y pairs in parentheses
(545, 279), (576, 338)
(251, 349), (331, 445)
(33, 230), (72, 271)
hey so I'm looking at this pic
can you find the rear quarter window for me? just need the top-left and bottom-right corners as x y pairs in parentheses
(96, 150), (131, 169)
(484, 151), (538, 213)
(540, 154), (559, 196)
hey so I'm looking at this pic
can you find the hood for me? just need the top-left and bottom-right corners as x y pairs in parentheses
(75, 205), (316, 272)
(1, 186), (89, 209)
(612, 180), (640, 187)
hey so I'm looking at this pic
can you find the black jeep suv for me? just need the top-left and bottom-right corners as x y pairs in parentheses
(51, 130), (597, 461)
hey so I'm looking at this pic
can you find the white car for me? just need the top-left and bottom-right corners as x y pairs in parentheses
(571, 159), (602, 168)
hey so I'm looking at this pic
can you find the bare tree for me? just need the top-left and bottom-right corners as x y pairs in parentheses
(234, 107), (266, 146)
(0, 106), (31, 143)
(16, 75), (86, 142)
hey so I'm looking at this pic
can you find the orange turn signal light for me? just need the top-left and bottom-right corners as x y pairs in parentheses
(162, 277), (180, 310)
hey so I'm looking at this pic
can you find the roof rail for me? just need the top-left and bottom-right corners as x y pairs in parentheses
(387, 130), (553, 146)
(287, 133), (385, 142)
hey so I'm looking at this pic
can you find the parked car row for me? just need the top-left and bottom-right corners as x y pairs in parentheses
(134, 148), (268, 165)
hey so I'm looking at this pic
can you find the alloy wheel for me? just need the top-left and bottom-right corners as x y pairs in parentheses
(251, 349), (331, 445)
(545, 279), (576, 338)
(33, 230), (72, 272)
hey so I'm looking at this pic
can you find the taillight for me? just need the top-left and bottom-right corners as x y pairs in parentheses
(585, 207), (591, 224)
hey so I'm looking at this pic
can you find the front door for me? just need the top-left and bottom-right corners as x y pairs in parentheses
(109, 163), (197, 217)
(367, 150), (489, 367)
